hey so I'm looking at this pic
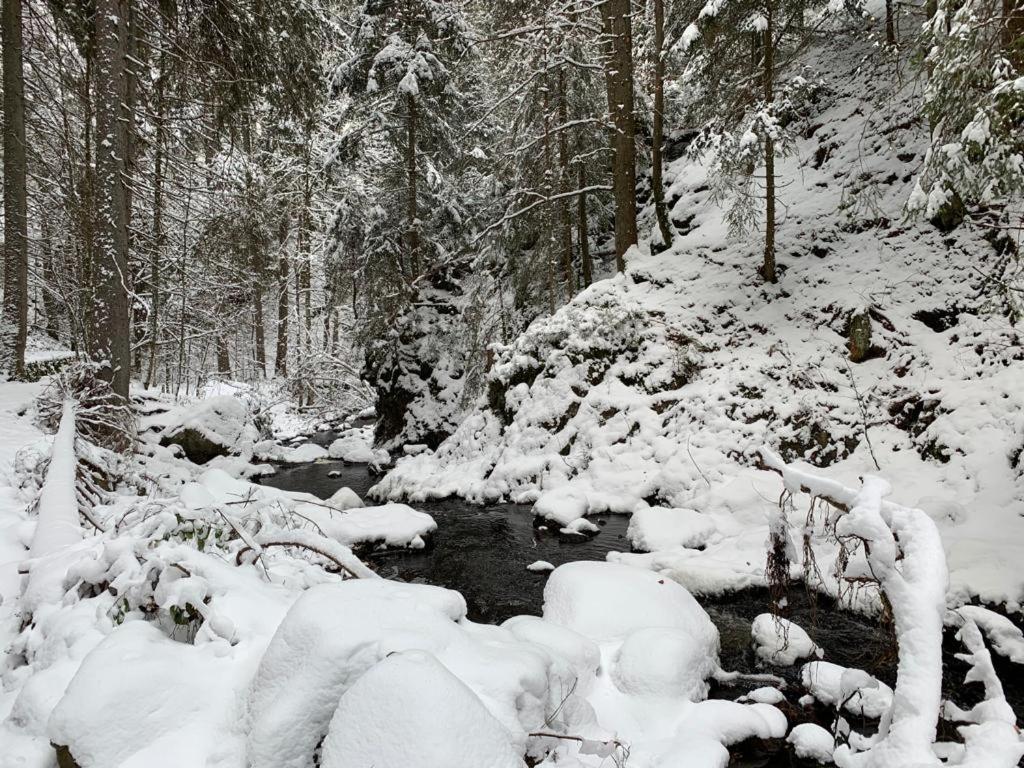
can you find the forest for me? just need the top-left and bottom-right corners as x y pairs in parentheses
(0, 0), (1023, 766)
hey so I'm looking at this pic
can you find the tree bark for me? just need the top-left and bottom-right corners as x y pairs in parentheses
(146, 43), (166, 389)
(577, 163), (593, 287)
(651, 0), (673, 251)
(216, 335), (231, 378)
(885, 0), (896, 45)
(275, 227), (289, 377)
(557, 68), (576, 300)
(761, 2), (778, 284)
(600, 0), (639, 271)
(91, 0), (132, 400)
(405, 92), (420, 278)
(2, 0), (28, 378)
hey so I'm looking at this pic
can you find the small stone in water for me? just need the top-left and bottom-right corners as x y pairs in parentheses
(327, 470), (342, 478)
(527, 561), (555, 572)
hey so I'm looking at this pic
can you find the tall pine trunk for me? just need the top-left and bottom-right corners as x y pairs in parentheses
(651, 0), (673, 251)
(91, 0), (132, 400)
(577, 163), (594, 287)
(600, 0), (639, 272)
(405, 93), (420, 278)
(146, 44), (166, 389)
(557, 68), (575, 300)
(275, 227), (289, 377)
(2, 0), (28, 378)
(761, 1), (778, 284)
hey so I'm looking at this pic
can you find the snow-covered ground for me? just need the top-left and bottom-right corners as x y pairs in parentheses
(375, 23), (1024, 613)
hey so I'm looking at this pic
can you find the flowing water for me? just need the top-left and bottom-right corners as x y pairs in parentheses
(260, 454), (1024, 766)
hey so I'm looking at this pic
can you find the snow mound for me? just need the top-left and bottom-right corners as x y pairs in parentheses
(328, 427), (388, 464)
(787, 722), (835, 763)
(751, 614), (822, 666)
(48, 621), (244, 768)
(315, 503), (436, 549)
(800, 661), (893, 719)
(320, 650), (524, 768)
(543, 561), (718, 647)
(325, 486), (363, 510)
(627, 506), (718, 551)
(612, 626), (717, 701)
(526, 560), (555, 572)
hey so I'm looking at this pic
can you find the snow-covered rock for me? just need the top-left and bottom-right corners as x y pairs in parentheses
(328, 427), (388, 464)
(526, 560), (555, 572)
(320, 651), (525, 768)
(319, 504), (435, 549)
(787, 722), (835, 763)
(159, 395), (261, 464)
(325, 486), (363, 511)
(627, 506), (717, 551)
(750, 614), (822, 666)
(543, 561), (718, 647)
(800, 661), (893, 718)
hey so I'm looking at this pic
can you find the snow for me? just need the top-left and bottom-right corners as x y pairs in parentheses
(320, 651), (525, 768)
(526, 560), (555, 572)
(160, 395), (260, 454)
(952, 605), (1024, 664)
(542, 561), (718, 645)
(800, 661), (893, 719)
(309, 503), (436, 549)
(787, 722), (835, 763)
(325, 486), (363, 510)
(750, 614), (822, 666)
(628, 506), (717, 551)
(327, 426), (388, 464)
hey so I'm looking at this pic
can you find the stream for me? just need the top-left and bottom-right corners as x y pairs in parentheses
(260, 455), (1024, 766)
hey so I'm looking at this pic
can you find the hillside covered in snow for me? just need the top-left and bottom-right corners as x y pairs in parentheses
(377, 21), (1024, 610)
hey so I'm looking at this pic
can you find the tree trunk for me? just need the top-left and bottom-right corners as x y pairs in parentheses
(216, 335), (231, 378)
(557, 68), (576, 300)
(275, 232), (289, 377)
(2, 0), (28, 378)
(146, 46), (166, 389)
(600, 0), (639, 271)
(761, 3), (778, 284)
(405, 93), (420, 278)
(91, 0), (132, 400)
(1005, 0), (1024, 67)
(651, 0), (673, 251)
(542, 73), (557, 314)
(578, 163), (594, 287)
(885, 0), (896, 45)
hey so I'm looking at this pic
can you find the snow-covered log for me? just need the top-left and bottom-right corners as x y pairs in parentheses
(761, 448), (948, 767)
(22, 400), (83, 613)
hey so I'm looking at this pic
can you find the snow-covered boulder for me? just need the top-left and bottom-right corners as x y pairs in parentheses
(159, 396), (261, 464)
(320, 651), (525, 768)
(320, 503), (435, 549)
(542, 561), (718, 647)
(325, 486), (363, 510)
(49, 622), (244, 768)
(627, 506), (717, 551)
(787, 722), (835, 763)
(612, 626), (718, 701)
(800, 661), (893, 718)
(750, 614), (822, 666)
(327, 427), (388, 464)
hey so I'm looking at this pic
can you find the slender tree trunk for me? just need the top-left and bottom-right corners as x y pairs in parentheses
(542, 73), (557, 314)
(578, 163), (593, 287)
(275, 228), (289, 377)
(885, 0), (896, 45)
(557, 68), (575, 299)
(761, 2), (778, 284)
(216, 335), (231, 378)
(651, 0), (673, 251)
(1005, 0), (1024, 67)
(146, 48), (166, 389)
(40, 220), (60, 339)
(2, 0), (28, 378)
(91, 0), (132, 400)
(405, 93), (420, 278)
(600, 0), (639, 271)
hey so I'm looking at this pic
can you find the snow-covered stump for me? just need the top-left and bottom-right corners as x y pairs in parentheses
(761, 448), (947, 767)
(22, 400), (83, 614)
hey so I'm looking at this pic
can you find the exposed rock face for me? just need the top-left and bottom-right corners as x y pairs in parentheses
(160, 428), (229, 465)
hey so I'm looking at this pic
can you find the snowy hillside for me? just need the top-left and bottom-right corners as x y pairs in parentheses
(376, 24), (1024, 610)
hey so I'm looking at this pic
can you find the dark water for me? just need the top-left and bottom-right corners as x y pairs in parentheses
(260, 457), (1024, 766)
